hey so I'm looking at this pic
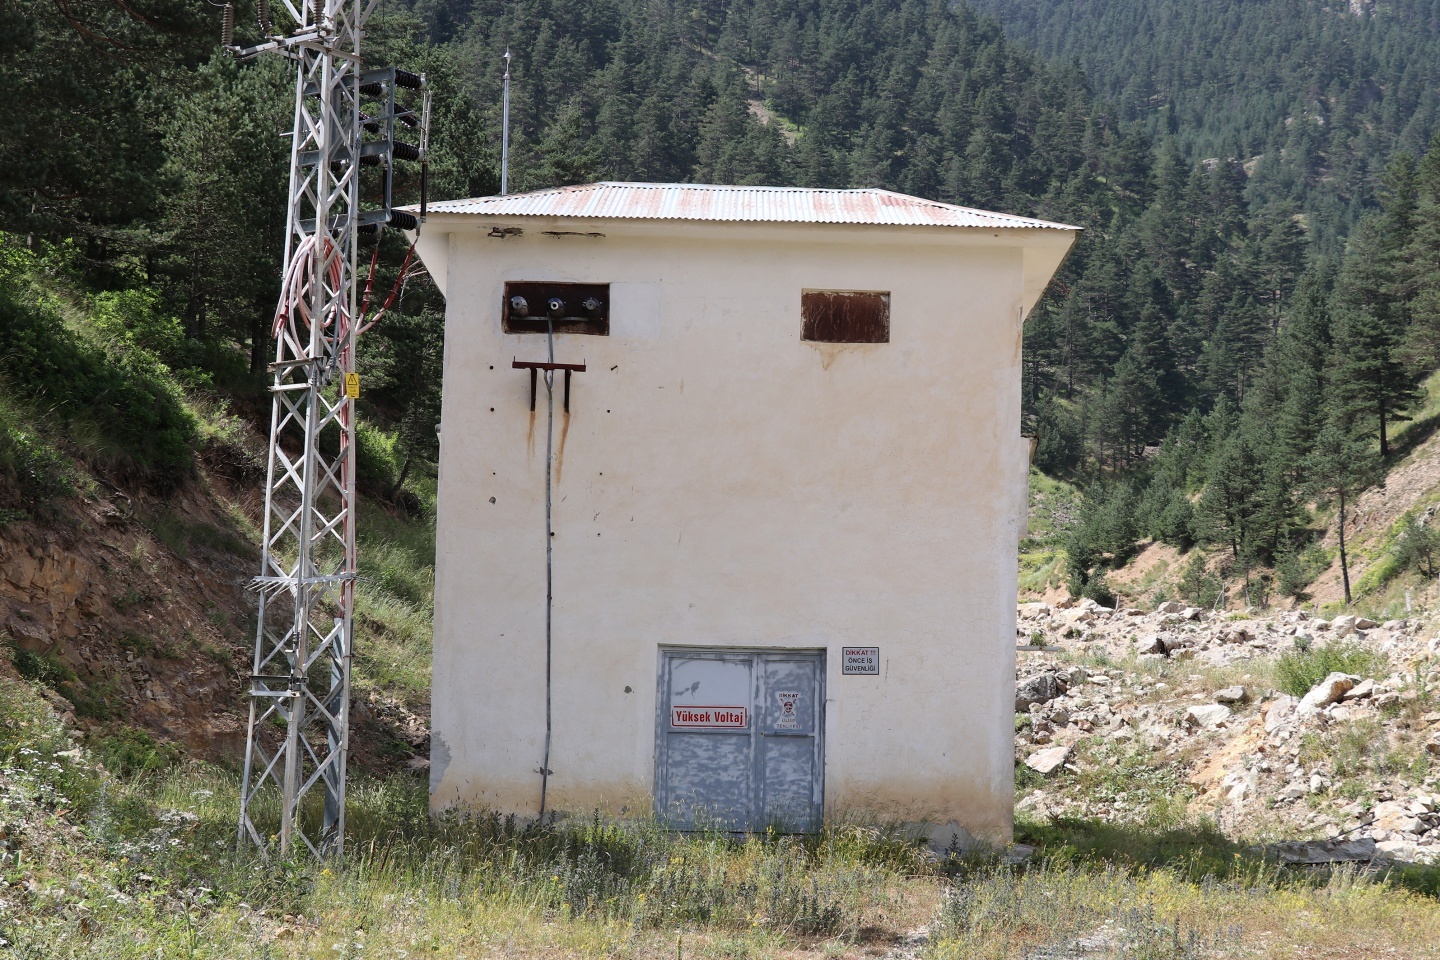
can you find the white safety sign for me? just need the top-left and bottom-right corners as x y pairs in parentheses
(775, 691), (800, 729)
(671, 705), (747, 728)
(842, 646), (879, 675)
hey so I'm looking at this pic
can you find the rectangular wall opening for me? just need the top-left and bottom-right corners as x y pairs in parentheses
(504, 281), (610, 335)
(802, 290), (890, 343)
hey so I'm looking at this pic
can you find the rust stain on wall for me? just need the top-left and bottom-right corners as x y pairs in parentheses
(554, 409), (571, 484)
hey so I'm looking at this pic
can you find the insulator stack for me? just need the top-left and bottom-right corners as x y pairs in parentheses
(221, 3), (234, 45)
(257, 0), (271, 33)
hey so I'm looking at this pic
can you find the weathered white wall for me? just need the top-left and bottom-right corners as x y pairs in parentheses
(422, 217), (1072, 843)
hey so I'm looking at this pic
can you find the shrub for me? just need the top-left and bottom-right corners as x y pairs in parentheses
(0, 403), (76, 511)
(1177, 552), (1224, 609)
(0, 675), (101, 818)
(1392, 517), (1440, 579)
(90, 727), (181, 777)
(0, 289), (196, 486)
(89, 288), (188, 370)
(10, 643), (76, 688)
(1275, 642), (1388, 697)
(355, 419), (402, 494)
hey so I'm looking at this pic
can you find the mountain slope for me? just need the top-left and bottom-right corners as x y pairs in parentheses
(970, 0), (1440, 251)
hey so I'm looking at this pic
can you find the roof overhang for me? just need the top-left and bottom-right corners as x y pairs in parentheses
(405, 183), (1079, 319)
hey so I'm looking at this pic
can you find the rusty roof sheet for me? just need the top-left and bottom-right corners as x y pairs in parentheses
(421, 182), (1077, 230)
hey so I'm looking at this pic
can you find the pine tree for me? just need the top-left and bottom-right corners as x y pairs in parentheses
(1330, 302), (1423, 458)
(1196, 428), (1263, 560)
(1304, 414), (1384, 604)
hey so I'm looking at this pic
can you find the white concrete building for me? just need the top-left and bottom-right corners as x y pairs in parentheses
(410, 182), (1077, 844)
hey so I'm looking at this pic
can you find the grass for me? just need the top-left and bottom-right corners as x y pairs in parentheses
(354, 467), (437, 699)
(7, 677), (1440, 958)
(1386, 368), (1440, 461)
(1019, 469), (1081, 595)
(1274, 642), (1389, 697)
(1297, 716), (1434, 807)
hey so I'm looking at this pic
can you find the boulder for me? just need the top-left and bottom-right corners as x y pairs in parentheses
(1025, 745), (1072, 775)
(1373, 800), (1426, 835)
(1161, 635), (1190, 654)
(1264, 696), (1298, 734)
(1221, 772), (1251, 802)
(1214, 685), (1247, 705)
(1155, 600), (1184, 615)
(1331, 614), (1358, 637)
(1135, 635), (1167, 656)
(1018, 602), (1052, 618)
(1179, 607), (1202, 621)
(1278, 782), (1306, 801)
(1376, 840), (1419, 861)
(1185, 704), (1231, 730)
(1299, 672), (1358, 713)
(1355, 617), (1379, 631)
(1341, 678), (1377, 701)
(1016, 673), (1063, 713)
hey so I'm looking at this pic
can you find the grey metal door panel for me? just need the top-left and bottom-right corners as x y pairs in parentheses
(660, 733), (753, 830)
(757, 657), (823, 831)
(758, 737), (816, 830)
(759, 658), (820, 735)
(656, 648), (824, 833)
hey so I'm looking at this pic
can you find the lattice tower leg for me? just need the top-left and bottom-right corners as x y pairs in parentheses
(237, 0), (364, 860)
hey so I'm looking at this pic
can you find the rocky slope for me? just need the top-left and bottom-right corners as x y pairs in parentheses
(0, 457), (429, 772)
(1014, 598), (1440, 864)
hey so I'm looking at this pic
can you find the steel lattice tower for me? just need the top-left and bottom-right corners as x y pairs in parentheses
(233, 0), (369, 859)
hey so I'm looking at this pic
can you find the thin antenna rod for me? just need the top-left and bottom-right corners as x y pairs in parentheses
(501, 49), (512, 195)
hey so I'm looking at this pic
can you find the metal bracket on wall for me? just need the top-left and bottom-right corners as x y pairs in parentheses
(513, 359), (586, 412)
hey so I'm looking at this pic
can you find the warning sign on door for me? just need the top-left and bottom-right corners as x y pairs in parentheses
(842, 647), (879, 675)
(671, 705), (748, 728)
(775, 691), (800, 729)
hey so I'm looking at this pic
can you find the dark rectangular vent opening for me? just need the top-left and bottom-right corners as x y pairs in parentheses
(802, 290), (890, 343)
(504, 281), (610, 335)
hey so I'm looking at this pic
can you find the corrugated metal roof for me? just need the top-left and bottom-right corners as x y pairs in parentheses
(420, 182), (1077, 230)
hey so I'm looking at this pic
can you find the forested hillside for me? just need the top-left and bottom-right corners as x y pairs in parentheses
(7, 0), (1440, 614)
(969, 0), (1440, 253)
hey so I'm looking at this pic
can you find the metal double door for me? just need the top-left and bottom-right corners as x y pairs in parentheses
(655, 648), (824, 832)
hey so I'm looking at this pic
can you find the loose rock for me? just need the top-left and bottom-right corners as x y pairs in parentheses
(1299, 672), (1358, 713)
(1015, 673), (1063, 713)
(1214, 685), (1247, 704)
(1025, 745), (1072, 776)
(1185, 704), (1231, 730)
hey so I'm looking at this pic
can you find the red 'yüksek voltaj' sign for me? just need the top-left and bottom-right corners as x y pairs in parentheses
(671, 705), (748, 728)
